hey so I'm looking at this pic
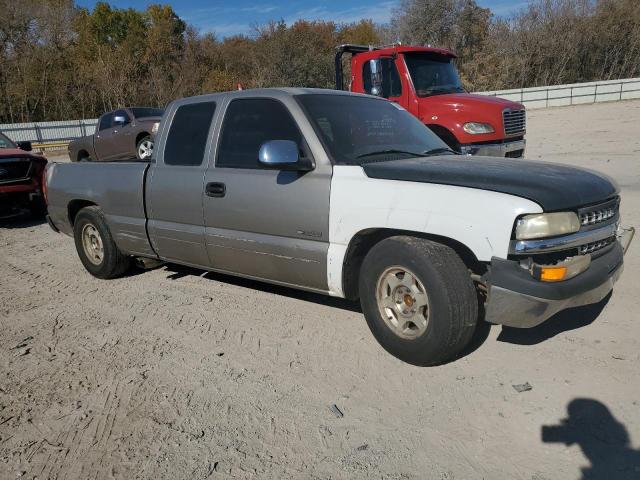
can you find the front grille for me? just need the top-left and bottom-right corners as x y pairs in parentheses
(0, 158), (32, 184)
(578, 237), (615, 255)
(503, 109), (526, 136)
(578, 197), (619, 227)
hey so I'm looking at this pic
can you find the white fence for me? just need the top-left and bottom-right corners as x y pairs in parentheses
(0, 118), (98, 146)
(477, 77), (640, 109)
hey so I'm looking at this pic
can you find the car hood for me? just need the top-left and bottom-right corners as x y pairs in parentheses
(361, 155), (618, 211)
(0, 149), (45, 162)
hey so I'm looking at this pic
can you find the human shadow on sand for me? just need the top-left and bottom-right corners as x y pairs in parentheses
(496, 293), (611, 346)
(542, 398), (640, 479)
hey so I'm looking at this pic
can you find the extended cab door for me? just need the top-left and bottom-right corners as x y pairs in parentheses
(202, 95), (331, 291)
(146, 100), (217, 267)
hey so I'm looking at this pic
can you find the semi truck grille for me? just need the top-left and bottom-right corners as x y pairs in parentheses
(0, 158), (32, 184)
(578, 198), (619, 227)
(503, 109), (526, 136)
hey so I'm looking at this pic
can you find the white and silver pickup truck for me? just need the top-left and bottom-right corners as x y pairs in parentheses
(44, 88), (634, 366)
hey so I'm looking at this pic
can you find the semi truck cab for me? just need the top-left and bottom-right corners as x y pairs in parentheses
(335, 44), (526, 158)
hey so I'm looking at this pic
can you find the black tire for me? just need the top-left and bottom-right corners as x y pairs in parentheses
(136, 135), (153, 160)
(29, 196), (47, 219)
(73, 206), (131, 279)
(359, 236), (478, 366)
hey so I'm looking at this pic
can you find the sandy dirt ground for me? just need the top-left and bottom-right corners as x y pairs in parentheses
(1, 101), (639, 480)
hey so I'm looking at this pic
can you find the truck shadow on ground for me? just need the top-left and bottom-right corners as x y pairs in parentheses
(165, 264), (498, 363)
(496, 293), (611, 346)
(542, 398), (640, 479)
(0, 212), (46, 229)
(163, 264), (362, 313)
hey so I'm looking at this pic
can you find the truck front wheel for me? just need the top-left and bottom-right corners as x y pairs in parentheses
(73, 206), (131, 279)
(136, 136), (153, 160)
(359, 236), (478, 366)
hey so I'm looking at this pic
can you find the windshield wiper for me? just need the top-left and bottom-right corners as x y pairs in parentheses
(423, 147), (460, 156)
(356, 149), (425, 159)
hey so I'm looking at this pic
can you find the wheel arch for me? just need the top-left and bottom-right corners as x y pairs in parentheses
(340, 228), (482, 300)
(426, 124), (460, 152)
(76, 149), (90, 162)
(68, 199), (98, 226)
(135, 131), (151, 145)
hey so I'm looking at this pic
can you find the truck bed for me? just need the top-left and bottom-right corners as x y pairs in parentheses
(46, 161), (156, 257)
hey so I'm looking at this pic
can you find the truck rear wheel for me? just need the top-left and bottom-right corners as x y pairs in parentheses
(358, 236), (478, 366)
(73, 206), (131, 279)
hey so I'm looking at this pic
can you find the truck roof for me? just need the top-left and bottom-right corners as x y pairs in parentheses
(337, 44), (456, 59)
(170, 87), (378, 107)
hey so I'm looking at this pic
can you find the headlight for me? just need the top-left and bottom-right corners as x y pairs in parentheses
(151, 122), (160, 135)
(463, 122), (494, 134)
(515, 212), (581, 240)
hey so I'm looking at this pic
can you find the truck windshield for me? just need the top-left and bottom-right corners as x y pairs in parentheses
(296, 94), (450, 165)
(130, 107), (164, 118)
(0, 132), (16, 149)
(404, 53), (464, 97)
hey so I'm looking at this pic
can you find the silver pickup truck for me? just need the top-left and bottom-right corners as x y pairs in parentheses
(45, 88), (634, 366)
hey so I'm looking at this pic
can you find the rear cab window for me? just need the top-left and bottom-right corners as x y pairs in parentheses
(164, 102), (217, 166)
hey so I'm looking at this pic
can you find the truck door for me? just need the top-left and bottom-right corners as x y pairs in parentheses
(94, 112), (115, 160)
(146, 100), (217, 267)
(202, 96), (331, 291)
(110, 109), (133, 159)
(362, 57), (407, 107)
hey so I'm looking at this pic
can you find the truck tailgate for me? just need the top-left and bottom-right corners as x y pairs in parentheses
(47, 161), (155, 257)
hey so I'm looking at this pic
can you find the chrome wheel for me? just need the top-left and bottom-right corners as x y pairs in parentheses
(138, 139), (153, 159)
(81, 224), (104, 265)
(376, 266), (430, 339)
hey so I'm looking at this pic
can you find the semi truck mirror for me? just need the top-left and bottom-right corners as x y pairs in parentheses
(368, 59), (383, 97)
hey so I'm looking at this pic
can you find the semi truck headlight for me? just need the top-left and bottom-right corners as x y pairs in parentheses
(515, 212), (581, 240)
(463, 122), (494, 134)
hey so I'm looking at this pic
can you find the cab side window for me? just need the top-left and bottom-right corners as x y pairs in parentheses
(164, 101), (216, 166)
(363, 58), (402, 98)
(216, 98), (302, 169)
(98, 113), (113, 131)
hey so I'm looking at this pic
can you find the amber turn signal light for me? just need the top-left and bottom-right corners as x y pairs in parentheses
(539, 266), (568, 282)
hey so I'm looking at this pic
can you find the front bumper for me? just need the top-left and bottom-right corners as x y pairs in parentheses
(484, 229), (633, 328)
(460, 138), (525, 158)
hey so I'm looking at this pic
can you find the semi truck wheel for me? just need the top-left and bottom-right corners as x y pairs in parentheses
(73, 206), (131, 279)
(136, 136), (153, 160)
(358, 236), (478, 366)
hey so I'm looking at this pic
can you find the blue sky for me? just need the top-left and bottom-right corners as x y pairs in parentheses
(75, 1), (528, 37)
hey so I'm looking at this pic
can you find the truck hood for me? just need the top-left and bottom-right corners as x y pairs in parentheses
(418, 93), (522, 123)
(361, 156), (618, 211)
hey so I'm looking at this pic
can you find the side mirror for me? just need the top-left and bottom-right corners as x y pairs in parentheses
(114, 115), (127, 126)
(17, 141), (32, 152)
(258, 140), (314, 171)
(368, 59), (383, 97)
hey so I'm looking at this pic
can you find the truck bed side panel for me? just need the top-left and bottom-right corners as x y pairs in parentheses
(47, 162), (154, 257)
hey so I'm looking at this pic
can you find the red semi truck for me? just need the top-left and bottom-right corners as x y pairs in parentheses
(336, 44), (526, 157)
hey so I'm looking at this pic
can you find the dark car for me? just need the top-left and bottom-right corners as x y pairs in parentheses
(68, 107), (163, 162)
(0, 132), (47, 218)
